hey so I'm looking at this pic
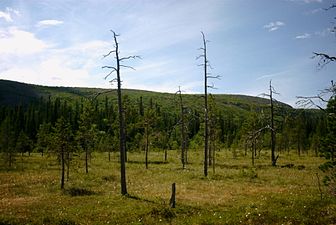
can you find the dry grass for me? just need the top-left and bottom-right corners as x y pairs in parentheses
(0, 149), (335, 225)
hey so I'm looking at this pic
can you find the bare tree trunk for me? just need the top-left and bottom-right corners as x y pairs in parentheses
(212, 139), (216, 174)
(270, 81), (277, 166)
(164, 149), (167, 162)
(252, 137), (255, 166)
(113, 32), (127, 195)
(201, 32), (209, 177)
(85, 148), (88, 174)
(145, 122), (149, 169)
(178, 87), (187, 169)
(61, 147), (65, 189)
(66, 152), (70, 182)
(103, 30), (140, 196)
(169, 183), (176, 208)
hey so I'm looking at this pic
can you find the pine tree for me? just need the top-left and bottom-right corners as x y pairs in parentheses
(51, 117), (74, 189)
(76, 101), (97, 174)
(0, 116), (16, 168)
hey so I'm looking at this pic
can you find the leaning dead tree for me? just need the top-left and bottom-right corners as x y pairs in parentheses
(102, 30), (140, 195)
(197, 32), (220, 176)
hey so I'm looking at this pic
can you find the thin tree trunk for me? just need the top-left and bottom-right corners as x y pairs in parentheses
(114, 33), (127, 195)
(270, 81), (276, 166)
(179, 88), (186, 169)
(66, 152), (70, 182)
(145, 122), (149, 169)
(169, 183), (176, 208)
(85, 148), (88, 174)
(202, 32), (209, 177)
(61, 147), (65, 189)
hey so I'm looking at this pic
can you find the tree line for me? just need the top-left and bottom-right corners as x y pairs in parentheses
(0, 92), (325, 168)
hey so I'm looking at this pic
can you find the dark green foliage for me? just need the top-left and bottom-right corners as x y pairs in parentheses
(0, 116), (16, 168)
(51, 117), (75, 189)
(0, 79), (327, 170)
(319, 97), (336, 195)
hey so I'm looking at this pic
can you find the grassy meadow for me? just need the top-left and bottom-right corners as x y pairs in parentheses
(0, 149), (335, 225)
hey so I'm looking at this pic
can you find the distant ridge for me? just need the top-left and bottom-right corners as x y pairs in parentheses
(0, 79), (292, 111)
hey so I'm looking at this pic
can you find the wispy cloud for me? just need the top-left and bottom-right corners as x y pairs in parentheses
(304, 8), (322, 14)
(315, 28), (332, 37)
(295, 33), (311, 39)
(36, 19), (64, 28)
(0, 7), (19, 22)
(263, 21), (285, 32)
(288, 0), (322, 3)
(256, 70), (289, 80)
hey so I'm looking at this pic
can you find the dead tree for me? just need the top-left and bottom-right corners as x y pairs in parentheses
(297, 81), (336, 110)
(197, 31), (220, 176)
(176, 86), (187, 169)
(102, 30), (140, 195)
(145, 120), (149, 169)
(261, 80), (279, 166)
(246, 125), (272, 166)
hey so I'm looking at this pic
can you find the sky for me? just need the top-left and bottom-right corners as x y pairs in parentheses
(0, 0), (335, 107)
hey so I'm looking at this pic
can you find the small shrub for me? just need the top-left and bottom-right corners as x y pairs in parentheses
(297, 165), (305, 170)
(64, 187), (95, 197)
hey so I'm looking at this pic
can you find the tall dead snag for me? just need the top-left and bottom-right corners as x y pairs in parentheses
(176, 86), (187, 169)
(102, 30), (140, 195)
(197, 32), (220, 176)
(269, 81), (277, 166)
(145, 120), (149, 169)
(262, 80), (279, 166)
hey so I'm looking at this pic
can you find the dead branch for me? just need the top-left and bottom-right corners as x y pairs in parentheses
(120, 65), (136, 70)
(119, 55), (142, 61)
(103, 50), (116, 58)
(313, 52), (336, 68)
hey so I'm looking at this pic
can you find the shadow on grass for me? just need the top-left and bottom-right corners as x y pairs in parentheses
(63, 187), (96, 197)
(127, 160), (168, 165)
(124, 193), (157, 204)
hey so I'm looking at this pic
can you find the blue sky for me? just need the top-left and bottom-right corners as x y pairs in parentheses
(0, 0), (335, 107)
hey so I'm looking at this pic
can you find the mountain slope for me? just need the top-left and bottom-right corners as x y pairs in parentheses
(0, 79), (291, 113)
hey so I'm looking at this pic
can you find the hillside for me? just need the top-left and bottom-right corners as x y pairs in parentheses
(0, 79), (291, 114)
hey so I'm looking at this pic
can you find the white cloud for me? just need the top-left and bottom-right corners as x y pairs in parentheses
(1, 56), (93, 88)
(36, 19), (64, 28)
(263, 21), (285, 32)
(315, 28), (332, 37)
(302, 0), (322, 3)
(0, 37), (110, 88)
(288, 0), (322, 3)
(295, 33), (311, 39)
(0, 7), (19, 22)
(0, 27), (49, 55)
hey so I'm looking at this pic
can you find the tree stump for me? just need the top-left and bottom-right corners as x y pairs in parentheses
(169, 183), (176, 208)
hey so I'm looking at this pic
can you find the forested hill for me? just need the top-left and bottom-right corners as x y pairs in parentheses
(0, 78), (324, 157)
(0, 79), (291, 112)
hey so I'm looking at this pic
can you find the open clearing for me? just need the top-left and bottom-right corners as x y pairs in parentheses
(0, 150), (335, 225)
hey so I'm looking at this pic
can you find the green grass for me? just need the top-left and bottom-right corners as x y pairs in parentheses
(0, 150), (335, 225)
